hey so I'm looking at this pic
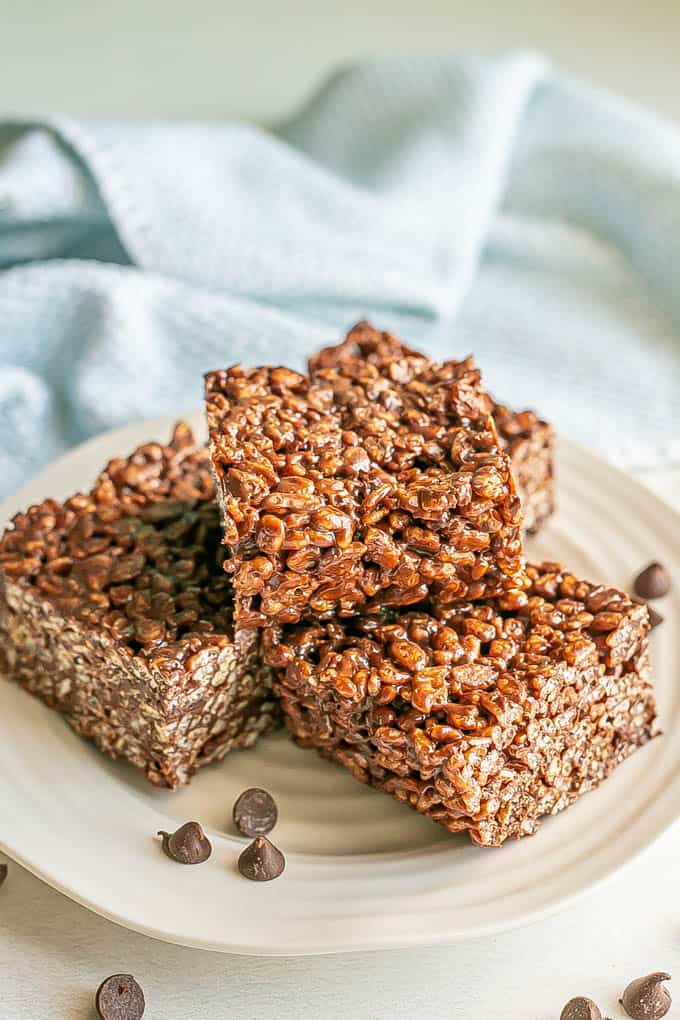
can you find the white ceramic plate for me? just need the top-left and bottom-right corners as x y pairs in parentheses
(0, 413), (678, 956)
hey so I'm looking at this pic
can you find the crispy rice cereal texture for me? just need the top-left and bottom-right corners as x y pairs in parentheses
(491, 403), (554, 536)
(0, 423), (276, 789)
(310, 321), (555, 536)
(265, 563), (656, 846)
(205, 335), (527, 627)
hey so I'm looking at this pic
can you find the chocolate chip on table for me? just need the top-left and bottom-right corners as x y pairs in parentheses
(233, 788), (278, 837)
(560, 998), (602, 1020)
(0, 863), (7, 888)
(157, 821), (212, 864)
(238, 836), (285, 881)
(95, 974), (145, 1020)
(634, 562), (671, 600)
(621, 972), (671, 1019)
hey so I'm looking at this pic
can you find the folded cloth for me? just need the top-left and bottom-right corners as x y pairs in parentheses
(1, 52), (679, 500)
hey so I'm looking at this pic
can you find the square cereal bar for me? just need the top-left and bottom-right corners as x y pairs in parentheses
(310, 321), (555, 535)
(0, 423), (276, 789)
(265, 562), (655, 846)
(205, 344), (526, 627)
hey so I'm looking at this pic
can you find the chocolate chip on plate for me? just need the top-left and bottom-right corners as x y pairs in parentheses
(0, 863), (7, 888)
(233, 788), (278, 837)
(621, 972), (671, 1019)
(238, 836), (285, 882)
(648, 605), (664, 629)
(95, 974), (145, 1020)
(560, 997), (602, 1020)
(634, 562), (671, 600)
(157, 821), (212, 864)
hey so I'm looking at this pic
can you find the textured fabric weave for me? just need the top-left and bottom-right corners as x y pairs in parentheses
(1, 52), (679, 499)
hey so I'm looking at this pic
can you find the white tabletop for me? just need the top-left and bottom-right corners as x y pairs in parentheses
(1, 461), (678, 1019)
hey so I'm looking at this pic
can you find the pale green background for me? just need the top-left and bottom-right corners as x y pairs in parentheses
(1, 0), (680, 122)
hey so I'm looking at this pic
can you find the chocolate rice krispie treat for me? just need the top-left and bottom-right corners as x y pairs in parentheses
(265, 562), (655, 846)
(310, 321), (555, 536)
(205, 342), (527, 627)
(0, 423), (276, 788)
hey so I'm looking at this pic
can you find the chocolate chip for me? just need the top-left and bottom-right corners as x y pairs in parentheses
(95, 974), (145, 1020)
(0, 863), (7, 888)
(648, 605), (664, 629)
(621, 972), (671, 1019)
(233, 788), (278, 837)
(158, 821), (212, 864)
(634, 562), (671, 600)
(560, 998), (602, 1020)
(238, 836), (285, 881)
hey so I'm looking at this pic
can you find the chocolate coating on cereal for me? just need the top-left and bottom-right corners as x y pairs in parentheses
(266, 561), (656, 847)
(0, 424), (276, 790)
(631, 596), (664, 630)
(0, 422), (225, 647)
(310, 322), (555, 536)
(321, 326), (553, 542)
(206, 325), (526, 626)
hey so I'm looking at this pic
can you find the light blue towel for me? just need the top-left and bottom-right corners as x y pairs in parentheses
(1, 52), (679, 500)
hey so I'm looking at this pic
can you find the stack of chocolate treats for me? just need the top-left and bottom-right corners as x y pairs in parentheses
(0, 323), (656, 845)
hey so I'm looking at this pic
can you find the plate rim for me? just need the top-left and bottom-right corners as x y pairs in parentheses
(1, 412), (679, 956)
